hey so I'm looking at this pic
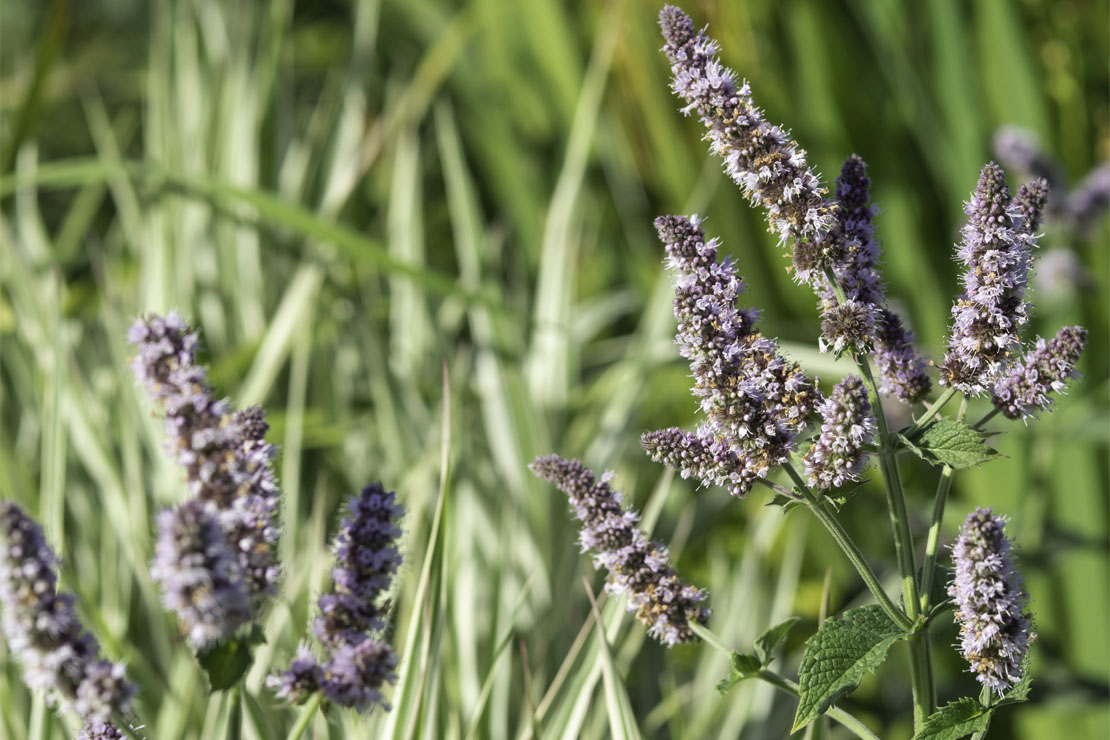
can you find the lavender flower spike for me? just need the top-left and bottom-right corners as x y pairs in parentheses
(314, 483), (404, 648)
(530, 455), (709, 645)
(941, 163), (1035, 395)
(652, 214), (816, 493)
(129, 312), (282, 610)
(949, 508), (1034, 694)
(659, 6), (834, 274)
(150, 500), (251, 649)
(992, 326), (1086, 421)
(0, 502), (136, 722)
(77, 723), (126, 740)
(804, 376), (876, 489)
(641, 427), (750, 498)
(269, 483), (403, 712)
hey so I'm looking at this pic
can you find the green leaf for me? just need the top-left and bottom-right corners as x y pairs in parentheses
(792, 605), (907, 731)
(911, 698), (992, 740)
(197, 628), (263, 692)
(896, 420), (1003, 469)
(755, 617), (801, 666)
(995, 660), (1033, 707)
(716, 652), (763, 695)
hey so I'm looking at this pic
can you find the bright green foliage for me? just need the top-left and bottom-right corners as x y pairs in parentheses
(897, 420), (1004, 469)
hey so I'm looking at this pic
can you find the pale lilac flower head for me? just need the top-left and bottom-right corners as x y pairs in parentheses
(0, 502), (135, 721)
(322, 639), (398, 712)
(150, 500), (250, 649)
(659, 5), (833, 268)
(874, 308), (932, 404)
(314, 484), (404, 648)
(650, 215), (816, 494)
(949, 508), (1034, 694)
(129, 313), (281, 611)
(530, 455), (709, 645)
(804, 376), (875, 489)
(641, 427), (750, 498)
(941, 163), (1036, 395)
(992, 326), (1086, 421)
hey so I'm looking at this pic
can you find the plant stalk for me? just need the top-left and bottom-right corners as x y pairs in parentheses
(782, 464), (912, 631)
(226, 686), (243, 740)
(905, 387), (958, 438)
(920, 397), (968, 611)
(285, 692), (323, 740)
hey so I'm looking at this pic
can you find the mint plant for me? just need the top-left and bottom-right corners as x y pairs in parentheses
(532, 7), (1088, 739)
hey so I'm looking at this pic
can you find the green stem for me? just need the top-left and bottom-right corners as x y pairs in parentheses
(781, 464), (912, 631)
(920, 397), (968, 612)
(226, 686), (243, 740)
(689, 622), (882, 740)
(905, 387), (958, 438)
(970, 685), (995, 740)
(285, 692), (323, 740)
(971, 407), (999, 430)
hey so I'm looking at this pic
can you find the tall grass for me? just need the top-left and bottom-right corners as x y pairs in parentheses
(1, 0), (1107, 737)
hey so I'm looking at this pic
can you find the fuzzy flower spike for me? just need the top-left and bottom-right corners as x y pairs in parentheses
(269, 483), (403, 712)
(0, 502), (136, 724)
(804, 375), (876, 490)
(530, 455), (709, 645)
(941, 163), (1037, 395)
(129, 312), (282, 634)
(949, 508), (1034, 694)
(642, 215), (816, 497)
(992, 325), (1086, 421)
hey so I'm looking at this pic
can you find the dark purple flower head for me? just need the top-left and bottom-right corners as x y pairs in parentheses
(874, 308), (932, 404)
(804, 376), (875, 489)
(992, 326), (1086, 421)
(77, 722), (126, 740)
(941, 163), (1036, 395)
(659, 6), (833, 266)
(1013, 179), (1049, 235)
(820, 300), (878, 356)
(949, 508), (1034, 694)
(0, 502), (135, 721)
(266, 644), (325, 704)
(827, 155), (884, 309)
(314, 484), (404, 648)
(652, 215), (816, 494)
(150, 500), (250, 649)
(529, 456), (709, 645)
(129, 312), (282, 612)
(322, 639), (398, 712)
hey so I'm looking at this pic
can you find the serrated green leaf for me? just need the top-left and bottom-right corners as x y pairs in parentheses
(197, 634), (258, 692)
(716, 652), (762, 695)
(911, 698), (992, 740)
(755, 617), (801, 666)
(792, 605), (907, 731)
(995, 661), (1033, 707)
(897, 420), (1003, 469)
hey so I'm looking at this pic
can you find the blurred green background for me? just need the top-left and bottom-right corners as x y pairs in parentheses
(1, 0), (1106, 737)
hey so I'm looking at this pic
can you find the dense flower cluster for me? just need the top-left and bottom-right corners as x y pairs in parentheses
(940, 163), (1038, 395)
(643, 215), (817, 496)
(0, 502), (135, 723)
(77, 722), (126, 740)
(269, 484), (402, 712)
(659, 5), (833, 262)
(150, 500), (251, 648)
(949, 508), (1034, 694)
(530, 455), (709, 645)
(129, 312), (282, 641)
(992, 326), (1086, 421)
(803, 376), (876, 489)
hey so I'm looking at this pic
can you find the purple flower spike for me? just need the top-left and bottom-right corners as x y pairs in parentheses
(659, 5), (833, 268)
(941, 163), (1036, 395)
(650, 214), (817, 494)
(314, 484), (404, 649)
(641, 428), (751, 497)
(1013, 179), (1049, 235)
(150, 500), (251, 649)
(1066, 162), (1110, 235)
(129, 312), (282, 614)
(992, 326), (1086, 421)
(949, 508), (1034, 694)
(874, 308), (932, 404)
(266, 644), (325, 704)
(0, 502), (135, 722)
(322, 639), (398, 712)
(804, 376), (875, 489)
(530, 455), (709, 646)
